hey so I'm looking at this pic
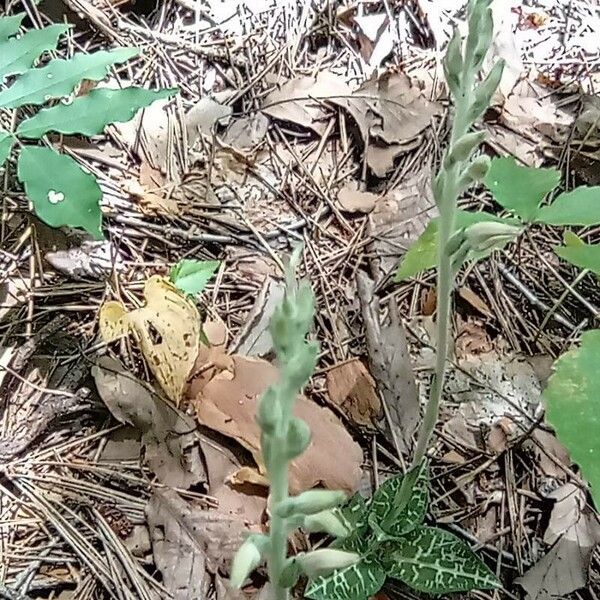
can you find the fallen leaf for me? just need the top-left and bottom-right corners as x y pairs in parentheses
(337, 182), (379, 214)
(189, 355), (363, 494)
(530, 427), (570, 480)
(123, 177), (180, 215)
(99, 276), (200, 405)
(486, 417), (515, 454)
(186, 96), (232, 148)
(326, 359), (381, 428)
(353, 13), (393, 76)
(458, 287), (493, 318)
(93, 357), (205, 489)
(455, 318), (494, 358)
(223, 113), (269, 150)
(420, 287), (437, 316)
(45, 241), (122, 280)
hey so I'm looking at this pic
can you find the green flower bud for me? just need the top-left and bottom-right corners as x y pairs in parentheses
(443, 29), (463, 95)
(444, 131), (487, 167)
(457, 155), (491, 192)
(229, 534), (269, 588)
(464, 220), (522, 254)
(303, 509), (351, 538)
(432, 172), (445, 206)
(296, 549), (360, 578)
(256, 387), (281, 435)
(471, 8), (494, 70)
(276, 490), (347, 518)
(284, 417), (311, 459)
(283, 340), (318, 391)
(470, 60), (505, 121)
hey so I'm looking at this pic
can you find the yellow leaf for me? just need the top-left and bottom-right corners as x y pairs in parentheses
(99, 276), (200, 405)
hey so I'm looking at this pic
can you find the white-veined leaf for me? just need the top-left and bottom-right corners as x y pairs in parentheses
(0, 24), (69, 79)
(17, 86), (177, 139)
(17, 146), (103, 239)
(0, 12), (26, 42)
(0, 47), (138, 108)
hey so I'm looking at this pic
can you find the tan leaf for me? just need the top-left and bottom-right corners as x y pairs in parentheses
(99, 276), (200, 404)
(458, 287), (493, 318)
(326, 359), (381, 428)
(123, 178), (180, 216)
(189, 355), (363, 494)
(337, 182), (379, 214)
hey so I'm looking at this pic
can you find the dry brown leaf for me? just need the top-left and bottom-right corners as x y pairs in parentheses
(337, 182), (380, 214)
(420, 287), (437, 316)
(99, 276), (200, 405)
(455, 318), (494, 358)
(326, 359), (381, 428)
(458, 287), (493, 318)
(93, 357), (205, 489)
(223, 113), (269, 150)
(186, 97), (232, 149)
(189, 355), (363, 494)
(530, 427), (570, 480)
(123, 178), (180, 216)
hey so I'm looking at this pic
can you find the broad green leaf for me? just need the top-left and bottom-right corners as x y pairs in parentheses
(536, 186), (600, 226)
(484, 156), (560, 222)
(0, 47), (138, 109)
(305, 557), (385, 600)
(368, 461), (428, 539)
(0, 130), (14, 166)
(0, 24), (69, 79)
(555, 241), (600, 276)
(169, 259), (219, 296)
(543, 330), (600, 505)
(0, 12), (26, 42)
(17, 146), (102, 239)
(395, 210), (511, 280)
(17, 86), (177, 139)
(384, 526), (500, 593)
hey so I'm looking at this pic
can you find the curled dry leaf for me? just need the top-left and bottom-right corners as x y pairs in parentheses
(99, 276), (200, 405)
(92, 357), (205, 489)
(189, 354), (363, 494)
(326, 359), (381, 428)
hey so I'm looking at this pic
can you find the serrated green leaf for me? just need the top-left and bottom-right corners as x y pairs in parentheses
(305, 557), (385, 600)
(0, 130), (14, 166)
(368, 461), (428, 539)
(484, 156), (560, 222)
(536, 187), (600, 226)
(169, 259), (219, 296)
(0, 12), (26, 43)
(384, 526), (500, 594)
(17, 146), (102, 239)
(543, 330), (600, 506)
(395, 210), (510, 280)
(555, 241), (600, 276)
(17, 86), (177, 139)
(0, 47), (138, 109)
(0, 24), (69, 79)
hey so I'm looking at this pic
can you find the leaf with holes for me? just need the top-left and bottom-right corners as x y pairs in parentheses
(169, 259), (220, 296)
(537, 187), (600, 226)
(17, 86), (177, 139)
(384, 526), (500, 593)
(368, 461), (428, 539)
(484, 156), (560, 222)
(0, 12), (26, 42)
(395, 210), (516, 280)
(17, 146), (102, 239)
(543, 330), (600, 506)
(0, 24), (69, 79)
(0, 47), (138, 108)
(305, 556), (386, 600)
(0, 130), (14, 167)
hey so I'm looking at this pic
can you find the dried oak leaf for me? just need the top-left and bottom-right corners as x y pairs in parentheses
(93, 357), (205, 489)
(337, 182), (380, 214)
(99, 276), (200, 405)
(326, 359), (381, 428)
(189, 355), (363, 495)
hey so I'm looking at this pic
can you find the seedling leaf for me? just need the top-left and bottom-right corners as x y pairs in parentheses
(0, 24), (69, 79)
(17, 146), (103, 239)
(537, 187), (600, 226)
(169, 259), (220, 296)
(385, 526), (500, 593)
(0, 47), (139, 108)
(17, 86), (177, 139)
(484, 156), (560, 222)
(0, 130), (14, 166)
(555, 241), (600, 276)
(305, 557), (385, 600)
(543, 330), (600, 505)
(0, 12), (26, 42)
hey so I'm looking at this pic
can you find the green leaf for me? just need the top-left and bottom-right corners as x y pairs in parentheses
(536, 187), (600, 226)
(17, 146), (103, 239)
(395, 210), (510, 280)
(555, 241), (600, 276)
(484, 156), (560, 222)
(543, 330), (600, 506)
(169, 259), (219, 296)
(368, 461), (428, 539)
(331, 495), (371, 554)
(384, 526), (500, 594)
(0, 12), (26, 43)
(0, 130), (14, 166)
(0, 47), (138, 109)
(17, 86), (177, 139)
(0, 24), (69, 79)
(305, 557), (385, 600)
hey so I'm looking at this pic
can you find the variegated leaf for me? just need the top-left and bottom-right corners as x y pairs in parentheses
(384, 526), (500, 594)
